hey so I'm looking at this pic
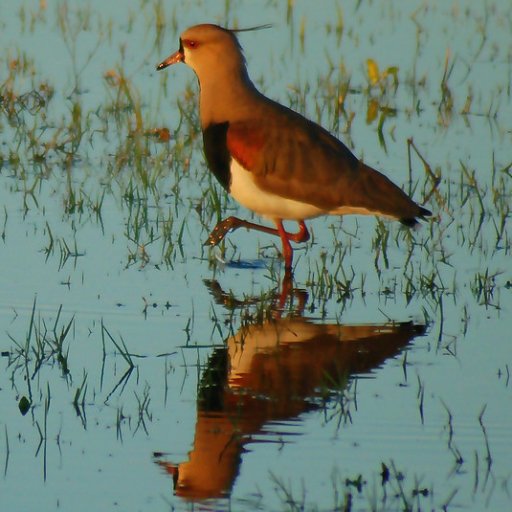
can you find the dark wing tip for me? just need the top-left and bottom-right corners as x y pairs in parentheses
(400, 217), (420, 228)
(418, 206), (432, 218)
(400, 206), (432, 227)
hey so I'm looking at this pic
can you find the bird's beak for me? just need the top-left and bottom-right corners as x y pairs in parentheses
(156, 50), (184, 71)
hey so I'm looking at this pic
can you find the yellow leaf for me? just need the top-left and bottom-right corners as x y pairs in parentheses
(367, 59), (380, 86)
(366, 98), (379, 124)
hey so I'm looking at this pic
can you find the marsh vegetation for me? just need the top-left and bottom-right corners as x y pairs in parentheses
(0, 1), (511, 511)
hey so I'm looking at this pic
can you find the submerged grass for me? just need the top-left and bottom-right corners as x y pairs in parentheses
(268, 459), (438, 512)
(7, 298), (74, 405)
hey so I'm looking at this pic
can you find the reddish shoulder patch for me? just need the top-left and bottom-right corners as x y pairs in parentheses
(227, 122), (266, 171)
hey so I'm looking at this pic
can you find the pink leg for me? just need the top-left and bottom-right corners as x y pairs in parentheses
(205, 217), (310, 270)
(275, 220), (310, 270)
(275, 220), (294, 270)
(286, 220), (310, 243)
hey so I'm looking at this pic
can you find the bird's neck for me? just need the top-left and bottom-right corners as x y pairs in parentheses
(198, 69), (263, 127)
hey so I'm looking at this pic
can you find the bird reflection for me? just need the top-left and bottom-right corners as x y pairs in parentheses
(155, 279), (425, 501)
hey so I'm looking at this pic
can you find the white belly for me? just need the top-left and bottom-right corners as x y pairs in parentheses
(229, 159), (324, 220)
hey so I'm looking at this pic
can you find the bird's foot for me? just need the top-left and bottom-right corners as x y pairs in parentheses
(204, 216), (240, 246)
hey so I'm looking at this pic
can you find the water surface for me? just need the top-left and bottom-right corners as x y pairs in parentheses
(1, 1), (511, 511)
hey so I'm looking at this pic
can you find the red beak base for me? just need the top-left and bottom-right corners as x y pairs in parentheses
(157, 50), (184, 70)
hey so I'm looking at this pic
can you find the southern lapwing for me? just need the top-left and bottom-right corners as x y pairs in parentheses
(157, 24), (431, 271)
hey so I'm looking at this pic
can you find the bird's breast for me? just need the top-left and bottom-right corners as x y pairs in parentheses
(229, 159), (324, 220)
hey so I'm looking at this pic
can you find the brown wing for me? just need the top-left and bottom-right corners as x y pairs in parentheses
(227, 103), (430, 223)
(226, 122), (266, 171)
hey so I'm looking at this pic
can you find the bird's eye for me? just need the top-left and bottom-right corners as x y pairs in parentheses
(183, 39), (199, 50)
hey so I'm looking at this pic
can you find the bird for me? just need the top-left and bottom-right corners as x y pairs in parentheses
(157, 24), (431, 272)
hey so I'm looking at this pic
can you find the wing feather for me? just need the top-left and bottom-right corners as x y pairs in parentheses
(224, 102), (430, 222)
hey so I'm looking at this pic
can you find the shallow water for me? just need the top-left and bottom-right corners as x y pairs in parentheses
(1, 1), (511, 511)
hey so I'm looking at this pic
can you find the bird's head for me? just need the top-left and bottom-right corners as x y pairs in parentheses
(157, 24), (248, 82)
(157, 24), (272, 125)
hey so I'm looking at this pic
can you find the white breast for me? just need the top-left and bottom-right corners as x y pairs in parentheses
(229, 159), (325, 220)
